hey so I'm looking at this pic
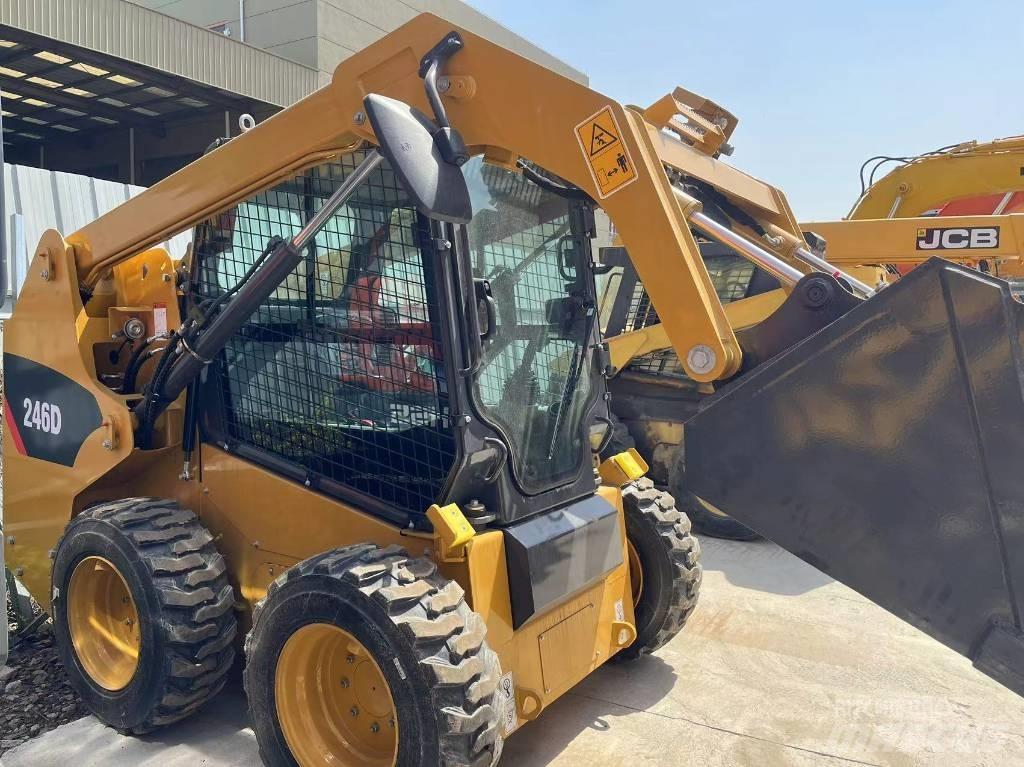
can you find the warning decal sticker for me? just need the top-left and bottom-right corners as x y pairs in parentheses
(498, 672), (519, 736)
(574, 105), (638, 199)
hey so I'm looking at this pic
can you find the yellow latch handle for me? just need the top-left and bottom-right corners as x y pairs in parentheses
(598, 448), (650, 487)
(426, 503), (475, 553)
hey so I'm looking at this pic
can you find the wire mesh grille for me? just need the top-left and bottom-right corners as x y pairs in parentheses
(627, 254), (757, 377)
(192, 151), (454, 517)
(624, 281), (659, 332)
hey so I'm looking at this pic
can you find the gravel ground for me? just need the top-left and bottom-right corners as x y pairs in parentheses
(1, 597), (89, 757)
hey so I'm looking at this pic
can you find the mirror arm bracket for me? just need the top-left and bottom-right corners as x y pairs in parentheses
(418, 31), (469, 166)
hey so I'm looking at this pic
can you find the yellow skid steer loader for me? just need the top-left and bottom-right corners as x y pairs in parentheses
(2, 14), (1022, 767)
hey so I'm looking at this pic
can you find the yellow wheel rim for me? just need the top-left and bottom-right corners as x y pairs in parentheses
(276, 623), (398, 767)
(67, 556), (141, 691)
(627, 539), (644, 608)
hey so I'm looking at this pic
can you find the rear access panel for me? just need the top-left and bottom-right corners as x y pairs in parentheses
(685, 258), (1024, 697)
(538, 603), (598, 694)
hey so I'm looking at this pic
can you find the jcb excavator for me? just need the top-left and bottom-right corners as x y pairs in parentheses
(3, 15), (1023, 767)
(805, 135), (1024, 281)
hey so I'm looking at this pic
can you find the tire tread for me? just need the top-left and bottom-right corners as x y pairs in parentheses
(63, 497), (237, 733)
(245, 543), (503, 767)
(620, 479), (702, 658)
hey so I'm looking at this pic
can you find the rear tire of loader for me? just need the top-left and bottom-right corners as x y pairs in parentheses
(51, 498), (237, 734)
(245, 543), (504, 767)
(615, 479), (702, 661)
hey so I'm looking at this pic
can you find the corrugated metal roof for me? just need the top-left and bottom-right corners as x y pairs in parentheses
(0, 0), (318, 107)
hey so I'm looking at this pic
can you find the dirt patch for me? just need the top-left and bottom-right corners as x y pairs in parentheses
(1, 601), (88, 756)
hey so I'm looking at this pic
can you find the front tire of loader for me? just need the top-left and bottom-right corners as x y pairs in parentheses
(616, 479), (702, 661)
(51, 498), (237, 734)
(245, 543), (504, 767)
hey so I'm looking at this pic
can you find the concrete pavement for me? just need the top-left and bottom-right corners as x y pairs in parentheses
(5, 537), (1024, 767)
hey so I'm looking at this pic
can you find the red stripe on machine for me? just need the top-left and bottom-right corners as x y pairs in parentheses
(4, 397), (27, 455)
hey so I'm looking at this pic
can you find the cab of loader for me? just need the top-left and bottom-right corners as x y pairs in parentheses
(183, 147), (606, 529)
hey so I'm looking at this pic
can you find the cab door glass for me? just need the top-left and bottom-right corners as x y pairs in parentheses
(461, 157), (596, 494)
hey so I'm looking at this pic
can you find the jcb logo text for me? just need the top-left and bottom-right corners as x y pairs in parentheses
(916, 227), (1000, 251)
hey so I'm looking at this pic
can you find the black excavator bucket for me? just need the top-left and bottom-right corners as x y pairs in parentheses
(684, 258), (1024, 698)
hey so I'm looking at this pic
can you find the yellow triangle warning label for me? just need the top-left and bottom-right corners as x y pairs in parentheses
(575, 106), (638, 199)
(589, 122), (618, 156)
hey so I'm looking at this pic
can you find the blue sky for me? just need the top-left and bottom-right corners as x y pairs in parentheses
(467, 0), (1024, 220)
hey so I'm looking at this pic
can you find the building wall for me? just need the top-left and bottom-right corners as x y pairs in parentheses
(126, 0), (586, 87)
(3, 162), (192, 312)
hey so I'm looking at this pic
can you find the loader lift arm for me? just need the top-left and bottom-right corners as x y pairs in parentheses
(804, 213), (1024, 276)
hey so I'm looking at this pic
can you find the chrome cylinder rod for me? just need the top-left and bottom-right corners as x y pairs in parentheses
(292, 151), (384, 250)
(686, 206), (804, 286)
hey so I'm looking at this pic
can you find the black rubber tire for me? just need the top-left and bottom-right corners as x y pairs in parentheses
(245, 543), (504, 767)
(616, 478), (702, 661)
(599, 411), (636, 462)
(51, 497), (237, 734)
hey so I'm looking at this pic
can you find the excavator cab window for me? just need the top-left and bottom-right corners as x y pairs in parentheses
(192, 151), (455, 519)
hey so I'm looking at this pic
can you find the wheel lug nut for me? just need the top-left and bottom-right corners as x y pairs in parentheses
(346, 654), (355, 664)
(340, 677), (350, 688)
(370, 722), (380, 733)
(350, 706), (359, 717)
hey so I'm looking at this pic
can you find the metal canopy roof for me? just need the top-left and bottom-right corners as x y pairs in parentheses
(0, 25), (274, 156)
(0, 0), (317, 107)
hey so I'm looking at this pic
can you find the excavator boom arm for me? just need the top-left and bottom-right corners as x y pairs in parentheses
(805, 213), (1024, 271)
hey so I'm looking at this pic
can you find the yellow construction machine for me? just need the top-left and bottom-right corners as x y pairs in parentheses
(3, 15), (1024, 767)
(805, 135), (1024, 281)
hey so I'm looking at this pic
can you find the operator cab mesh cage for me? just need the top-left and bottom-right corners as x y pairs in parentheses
(626, 254), (756, 377)
(190, 150), (454, 520)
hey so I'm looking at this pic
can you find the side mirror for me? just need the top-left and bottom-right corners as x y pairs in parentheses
(363, 94), (472, 225)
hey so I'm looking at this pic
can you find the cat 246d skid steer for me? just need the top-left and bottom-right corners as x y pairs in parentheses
(3, 13), (1024, 767)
